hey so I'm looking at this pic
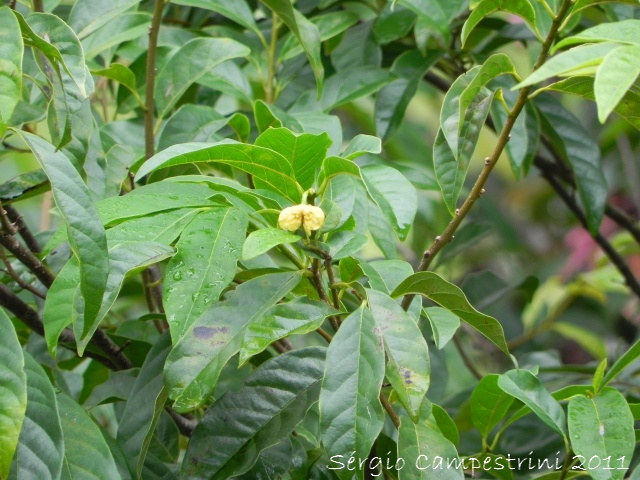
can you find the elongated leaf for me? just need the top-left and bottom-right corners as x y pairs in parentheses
(164, 208), (248, 341)
(69, 0), (141, 39)
(375, 49), (441, 141)
(515, 43), (619, 89)
(171, 0), (261, 38)
(0, 7), (23, 136)
(0, 170), (49, 203)
(165, 271), (302, 412)
(81, 12), (150, 60)
(107, 208), (201, 244)
(554, 19), (640, 50)
(398, 402), (464, 480)
(361, 165), (417, 240)
(470, 374), (514, 439)
(325, 231), (367, 259)
(260, 0), (323, 96)
(569, 0), (639, 16)
(158, 105), (230, 151)
(359, 259), (414, 294)
(240, 298), (335, 364)
(498, 369), (567, 439)
(602, 337), (640, 387)
(537, 76), (640, 131)
(183, 347), (326, 479)
(57, 393), (120, 479)
(594, 45), (640, 123)
(536, 95), (607, 233)
(255, 127), (331, 190)
(155, 37), (250, 118)
(568, 389), (634, 480)
(462, 0), (539, 46)
(0, 307), (27, 479)
(242, 228), (300, 261)
(392, 272), (510, 355)
(16, 132), (109, 345)
(8, 354), (64, 480)
(423, 307), (460, 349)
(92, 64), (143, 107)
(368, 290), (430, 421)
(118, 332), (171, 478)
(319, 306), (385, 480)
(135, 143), (303, 203)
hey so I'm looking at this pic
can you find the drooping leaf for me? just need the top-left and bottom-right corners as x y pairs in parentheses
(319, 306), (385, 480)
(0, 307), (27, 479)
(260, 0), (324, 96)
(182, 347), (326, 479)
(135, 143), (303, 203)
(462, 0), (539, 46)
(342, 134), (382, 160)
(397, 401), (464, 480)
(361, 164), (417, 241)
(57, 393), (120, 479)
(69, 0), (141, 39)
(164, 208), (248, 341)
(165, 271), (302, 412)
(422, 307), (460, 349)
(568, 389), (634, 480)
(392, 272), (510, 356)
(92, 64), (143, 108)
(368, 289), (430, 421)
(594, 45), (640, 123)
(0, 7), (23, 136)
(242, 228), (300, 261)
(16, 132), (109, 346)
(255, 127), (331, 190)
(536, 94), (607, 233)
(239, 299), (335, 364)
(8, 354), (64, 480)
(155, 37), (250, 119)
(497, 369), (567, 439)
(118, 332), (172, 478)
(470, 374), (515, 439)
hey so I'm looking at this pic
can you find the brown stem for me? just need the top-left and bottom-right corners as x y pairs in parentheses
(379, 392), (401, 429)
(402, 0), (574, 310)
(144, 0), (165, 161)
(0, 229), (54, 288)
(4, 205), (41, 253)
(453, 334), (482, 380)
(32, 0), (43, 12)
(310, 257), (341, 331)
(0, 246), (46, 299)
(316, 327), (333, 343)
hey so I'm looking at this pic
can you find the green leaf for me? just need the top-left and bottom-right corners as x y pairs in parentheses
(260, 0), (324, 96)
(470, 374), (515, 439)
(91, 64), (143, 108)
(536, 95), (607, 233)
(537, 76), (640, 131)
(0, 7), (23, 136)
(375, 49), (442, 141)
(569, 0), (640, 17)
(81, 12), (150, 60)
(253, 100), (304, 134)
(171, 0), (262, 38)
(594, 45), (640, 123)
(368, 199), (398, 259)
(182, 347), (326, 479)
(164, 208), (248, 341)
(601, 337), (640, 388)
(368, 289), (430, 421)
(392, 272), (510, 356)
(462, 0), (539, 46)
(319, 306), (385, 480)
(397, 401), (464, 480)
(398, 0), (466, 46)
(423, 307), (460, 349)
(165, 271), (302, 412)
(8, 354), (64, 480)
(568, 389), (634, 480)
(497, 369), (567, 439)
(554, 19), (640, 50)
(515, 43), (619, 89)
(69, 0), (141, 39)
(0, 307), (27, 479)
(361, 165), (417, 241)
(118, 332), (171, 478)
(155, 37), (250, 119)
(359, 259), (414, 294)
(57, 393), (120, 479)
(255, 127), (332, 190)
(242, 228), (300, 261)
(15, 132), (109, 344)
(342, 134), (382, 160)
(326, 231), (368, 259)
(106, 208), (201, 244)
(0, 170), (49, 203)
(552, 322), (607, 360)
(239, 299), (335, 364)
(135, 143), (303, 203)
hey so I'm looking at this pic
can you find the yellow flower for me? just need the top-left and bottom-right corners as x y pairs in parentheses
(278, 205), (325, 234)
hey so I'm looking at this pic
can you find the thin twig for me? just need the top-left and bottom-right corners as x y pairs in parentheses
(402, 0), (574, 310)
(4, 205), (41, 253)
(0, 229), (54, 288)
(453, 334), (483, 380)
(316, 327), (333, 343)
(0, 246), (46, 299)
(144, 0), (165, 161)
(32, 0), (43, 12)
(379, 392), (401, 429)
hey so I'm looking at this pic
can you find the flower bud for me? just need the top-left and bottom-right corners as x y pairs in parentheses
(301, 205), (325, 234)
(278, 205), (304, 231)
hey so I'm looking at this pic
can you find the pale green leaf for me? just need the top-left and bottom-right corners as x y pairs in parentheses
(242, 228), (300, 261)
(0, 7), (23, 136)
